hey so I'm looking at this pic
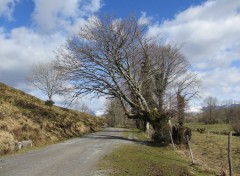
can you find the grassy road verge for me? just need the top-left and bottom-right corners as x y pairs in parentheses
(98, 129), (215, 176)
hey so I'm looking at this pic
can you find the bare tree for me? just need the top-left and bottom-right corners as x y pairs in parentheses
(56, 16), (197, 142)
(202, 96), (218, 124)
(77, 103), (95, 115)
(105, 98), (126, 127)
(27, 62), (65, 103)
(174, 72), (200, 126)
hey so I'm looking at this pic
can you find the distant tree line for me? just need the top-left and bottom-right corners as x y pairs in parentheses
(188, 96), (240, 135)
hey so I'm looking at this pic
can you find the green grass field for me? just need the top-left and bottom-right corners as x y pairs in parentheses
(185, 123), (232, 132)
(98, 126), (240, 176)
(98, 130), (216, 176)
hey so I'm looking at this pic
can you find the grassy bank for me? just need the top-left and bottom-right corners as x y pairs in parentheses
(0, 83), (105, 155)
(98, 130), (215, 176)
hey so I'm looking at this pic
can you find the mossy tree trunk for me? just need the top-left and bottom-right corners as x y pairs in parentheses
(177, 92), (185, 126)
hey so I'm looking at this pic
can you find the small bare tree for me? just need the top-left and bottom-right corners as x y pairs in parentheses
(27, 62), (65, 104)
(105, 98), (126, 127)
(202, 96), (218, 124)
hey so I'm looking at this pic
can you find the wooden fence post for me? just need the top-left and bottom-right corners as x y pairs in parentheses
(168, 120), (176, 151)
(228, 132), (233, 176)
(169, 131), (176, 151)
(146, 122), (150, 138)
(186, 135), (195, 164)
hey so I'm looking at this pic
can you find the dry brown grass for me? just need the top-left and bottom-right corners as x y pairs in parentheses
(179, 132), (240, 175)
(0, 131), (15, 155)
(0, 83), (105, 156)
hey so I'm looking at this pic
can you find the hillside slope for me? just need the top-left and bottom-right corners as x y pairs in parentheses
(0, 83), (105, 155)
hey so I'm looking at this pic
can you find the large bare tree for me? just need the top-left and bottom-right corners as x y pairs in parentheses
(27, 62), (65, 102)
(56, 16), (197, 142)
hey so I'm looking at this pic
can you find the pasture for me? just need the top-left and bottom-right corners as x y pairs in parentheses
(186, 123), (240, 175)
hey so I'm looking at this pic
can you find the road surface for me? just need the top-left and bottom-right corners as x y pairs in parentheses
(0, 128), (131, 176)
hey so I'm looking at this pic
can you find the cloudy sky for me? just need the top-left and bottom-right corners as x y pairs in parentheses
(0, 0), (240, 114)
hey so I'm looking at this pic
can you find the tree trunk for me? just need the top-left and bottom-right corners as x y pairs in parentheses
(135, 119), (147, 132)
(150, 113), (171, 143)
(177, 92), (185, 126)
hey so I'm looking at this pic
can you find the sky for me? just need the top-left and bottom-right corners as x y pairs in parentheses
(0, 0), (240, 114)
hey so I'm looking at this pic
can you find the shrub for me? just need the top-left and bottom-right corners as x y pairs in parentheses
(197, 128), (206, 134)
(231, 121), (240, 135)
(0, 131), (15, 155)
(152, 128), (171, 143)
(45, 100), (54, 107)
(172, 125), (192, 145)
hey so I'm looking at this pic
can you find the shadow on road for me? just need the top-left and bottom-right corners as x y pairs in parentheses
(83, 134), (140, 143)
(83, 134), (169, 147)
(101, 130), (137, 133)
(83, 128), (170, 147)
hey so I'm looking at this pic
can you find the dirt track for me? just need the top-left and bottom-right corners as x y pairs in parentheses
(0, 128), (131, 176)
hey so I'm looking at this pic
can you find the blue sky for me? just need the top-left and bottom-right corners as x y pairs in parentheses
(0, 0), (240, 114)
(1, 0), (206, 30)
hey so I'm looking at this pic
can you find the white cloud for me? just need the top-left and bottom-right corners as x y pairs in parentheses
(95, 110), (105, 116)
(155, 0), (240, 68)
(186, 105), (202, 113)
(81, 0), (102, 14)
(0, 0), (19, 20)
(146, 0), (240, 103)
(0, 27), (66, 88)
(32, 0), (102, 33)
(138, 11), (152, 25)
(199, 67), (240, 100)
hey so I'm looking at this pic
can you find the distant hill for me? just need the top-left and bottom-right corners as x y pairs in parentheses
(201, 104), (240, 112)
(0, 83), (105, 155)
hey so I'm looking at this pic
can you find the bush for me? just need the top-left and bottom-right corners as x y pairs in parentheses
(197, 128), (206, 134)
(172, 125), (192, 145)
(231, 121), (240, 135)
(45, 100), (54, 107)
(152, 128), (171, 143)
(0, 131), (15, 155)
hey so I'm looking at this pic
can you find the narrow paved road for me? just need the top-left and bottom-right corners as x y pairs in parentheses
(0, 128), (131, 176)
